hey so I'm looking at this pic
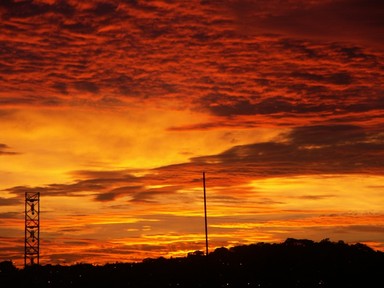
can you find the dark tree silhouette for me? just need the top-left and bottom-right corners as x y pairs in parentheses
(1, 238), (383, 288)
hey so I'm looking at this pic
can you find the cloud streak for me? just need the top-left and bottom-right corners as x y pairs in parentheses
(0, 143), (18, 155)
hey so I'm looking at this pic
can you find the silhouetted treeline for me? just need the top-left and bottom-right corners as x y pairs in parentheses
(1, 238), (383, 288)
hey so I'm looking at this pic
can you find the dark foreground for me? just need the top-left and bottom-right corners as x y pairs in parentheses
(1, 238), (383, 288)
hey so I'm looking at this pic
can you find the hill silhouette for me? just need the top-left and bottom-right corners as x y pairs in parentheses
(1, 238), (383, 288)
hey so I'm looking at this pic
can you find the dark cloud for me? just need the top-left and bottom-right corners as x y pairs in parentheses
(72, 170), (139, 179)
(52, 82), (68, 94)
(205, 96), (260, 116)
(348, 225), (384, 234)
(0, 94), (63, 107)
(73, 81), (100, 94)
(0, 97), (36, 106)
(4, 178), (108, 198)
(94, 183), (181, 203)
(284, 125), (368, 145)
(203, 95), (336, 117)
(4, 170), (177, 204)
(0, 211), (21, 219)
(95, 185), (144, 202)
(0, 197), (21, 206)
(161, 124), (384, 187)
(291, 71), (353, 86)
(61, 21), (96, 34)
(63, 240), (94, 246)
(294, 195), (336, 200)
(0, 143), (18, 155)
(168, 122), (235, 131)
(191, 124), (384, 177)
(229, 0), (384, 47)
(131, 187), (178, 203)
(47, 252), (87, 265)
(4, 185), (44, 197)
(88, 2), (118, 17)
(334, 46), (378, 62)
(0, 0), (51, 19)
(0, 0), (77, 19)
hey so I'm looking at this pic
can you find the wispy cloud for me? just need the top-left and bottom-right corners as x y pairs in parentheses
(0, 143), (18, 155)
(0, 197), (22, 207)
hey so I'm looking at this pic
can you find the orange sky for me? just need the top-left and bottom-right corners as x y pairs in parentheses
(0, 0), (383, 268)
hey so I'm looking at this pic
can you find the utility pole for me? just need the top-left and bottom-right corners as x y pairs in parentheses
(203, 172), (209, 256)
(25, 192), (40, 267)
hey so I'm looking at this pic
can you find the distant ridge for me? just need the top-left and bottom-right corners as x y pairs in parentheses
(1, 238), (383, 287)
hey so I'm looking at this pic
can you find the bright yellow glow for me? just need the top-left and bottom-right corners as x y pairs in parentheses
(0, 108), (284, 190)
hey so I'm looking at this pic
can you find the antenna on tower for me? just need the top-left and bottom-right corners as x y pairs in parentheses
(203, 172), (209, 256)
(25, 192), (40, 267)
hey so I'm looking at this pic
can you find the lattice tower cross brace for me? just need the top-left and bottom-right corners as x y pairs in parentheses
(25, 192), (40, 267)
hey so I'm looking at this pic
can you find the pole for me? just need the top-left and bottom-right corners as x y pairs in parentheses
(24, 192), (27, 267)
(37, 191), (40, 265)
(203, 172), (209, 256)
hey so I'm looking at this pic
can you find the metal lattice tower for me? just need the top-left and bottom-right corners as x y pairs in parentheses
(25, 192), (40, 267)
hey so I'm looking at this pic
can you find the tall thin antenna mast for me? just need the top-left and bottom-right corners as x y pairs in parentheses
(203, 171), (209, 256)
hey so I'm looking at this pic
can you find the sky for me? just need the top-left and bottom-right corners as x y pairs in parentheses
(0, 0), (383, 267)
